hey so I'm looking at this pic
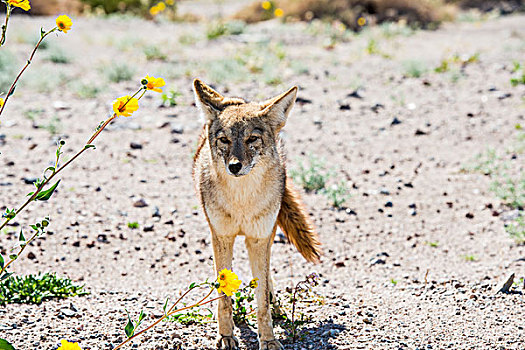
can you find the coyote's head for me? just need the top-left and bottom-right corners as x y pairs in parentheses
(193, 79), (297, 177)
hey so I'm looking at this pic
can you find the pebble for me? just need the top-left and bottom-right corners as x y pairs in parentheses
(170, 122), (185, 134)
(133, 199), (148, 208)
(130, 142), (143, 149)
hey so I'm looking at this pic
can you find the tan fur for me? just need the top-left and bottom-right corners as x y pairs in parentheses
(278, 178), (322, 263)
(192, 79), (321, 350)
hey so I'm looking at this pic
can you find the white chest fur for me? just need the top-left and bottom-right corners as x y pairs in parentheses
(206, 165), (281, 239)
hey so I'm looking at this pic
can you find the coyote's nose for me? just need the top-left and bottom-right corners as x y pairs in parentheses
(228, 162), (242, 175)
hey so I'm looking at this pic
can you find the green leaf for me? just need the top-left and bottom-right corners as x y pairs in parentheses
(189, 282), (196, 290)
(137, 309), (145, 325)
(84, 144), (96, 150)
(1, 272), (13, 281)
(0, 255), (3, 269)
(35, 180), (61, 201)
(0, 339), (16, 350)
(19, 229), (25, 242)
(124, 310), (134, 338)
(8, 255), (17, 261)
(163, 298), (169, 315)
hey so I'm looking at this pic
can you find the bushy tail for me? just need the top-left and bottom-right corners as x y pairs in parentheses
(277, 178), (322, 263)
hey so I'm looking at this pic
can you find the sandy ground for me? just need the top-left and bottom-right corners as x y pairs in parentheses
(0, 5), (524, 350)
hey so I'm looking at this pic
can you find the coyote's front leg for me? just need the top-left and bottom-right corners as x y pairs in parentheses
(212, 233), (239, 350)
(245, 227), (284, 350)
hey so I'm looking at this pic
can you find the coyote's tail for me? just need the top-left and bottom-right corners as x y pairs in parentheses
(277, 178), (322, 263)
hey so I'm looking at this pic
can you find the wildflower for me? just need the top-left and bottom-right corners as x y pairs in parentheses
(216, 269), (242, 296)
(150, 5), (160, 16)
(166, 0), (174, 5)
(143, 76), (165, 93)
(113, 96), (139, 117)
(274, 8), (284, 18)
(57, 339), (82, 350)
(56, 15), (73, 33)
(357, 16), (366, 27)
(261, 1), (271, 10)
(7, 0), (31, 11)
(249, 278), (258, 289)
(157, 2), (166, 11)
(0, 98), (4, 108)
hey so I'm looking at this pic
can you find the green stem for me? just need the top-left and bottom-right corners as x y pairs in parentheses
(0, 3), (11, 47)
(113, 288), (222, 350)
(0, 27), (57, 117)
(0, 227), (40, 276)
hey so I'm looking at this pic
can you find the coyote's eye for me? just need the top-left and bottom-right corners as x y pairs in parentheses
(247, 135), (258, 144)
(218, 137), (230, 144)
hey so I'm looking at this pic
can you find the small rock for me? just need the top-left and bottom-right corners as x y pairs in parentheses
(53, 101), (70, 110)
(465, 212), (474, 219)
(385, 201), (393, 208)
(130, 142), (143, 150)
(152, 206), (161, 218)
(390, 117), (402, 126)
(143, 224), (154, 232)
(133, 199), (148, 208)
(497, 273), (515, 294)
(415, 129), (428, 136)
(347, 89), (365, 99)
(60, 308), (77, 317)
(170, 122), (184, 134)
(334, 261), (345, 267)
(27, 252), (36, 260)
(370, 103), (384, 113)
(22, 177), (38, 185)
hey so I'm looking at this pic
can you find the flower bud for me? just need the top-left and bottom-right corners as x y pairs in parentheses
(141, 79), (148, 86)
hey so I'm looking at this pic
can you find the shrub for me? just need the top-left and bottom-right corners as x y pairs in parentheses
(234, 0), (448, 30)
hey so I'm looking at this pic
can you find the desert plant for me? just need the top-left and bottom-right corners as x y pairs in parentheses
(0, 272), (87, 305)
(274, 273), (320, 344)
(323, 181), (351, 208)
(45, 45), (71, 64)
(161, 87), (182, 107)
(103, 62), (135, 83)
(505, 216), (524, 244)
(143, 44), (167, 61)
(290, 155), (332, 192)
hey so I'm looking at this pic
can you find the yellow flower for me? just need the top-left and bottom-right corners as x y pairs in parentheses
(57, 340), (82, 350)
(166, 0), (174, 5)
(274, 8), (284, 17)
(143, 76), (165, 93)
(113, 96), (139, 117)
(261, 1), (271, 10)
(150, 5), (160, 16)
(0, 98), (4, 108)
(157, 2), (166, 11)
(56, 15), (73, 33)
(217, 269), (242, 296)
(7, 0), (31, 11)
(357, 17), (366, 27)
(249, 278), (258, 289)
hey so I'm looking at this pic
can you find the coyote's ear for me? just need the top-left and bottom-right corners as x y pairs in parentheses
(258, 86), (298, 132)
(193, 79), (245, 123)
(193, 79), (225, 122)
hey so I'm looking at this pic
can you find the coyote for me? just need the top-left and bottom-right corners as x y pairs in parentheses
(192, 79), (321, 350)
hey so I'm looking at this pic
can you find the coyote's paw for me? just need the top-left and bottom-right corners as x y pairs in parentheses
(260, 340), (284, 350)
(217, 335), (239, 350)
